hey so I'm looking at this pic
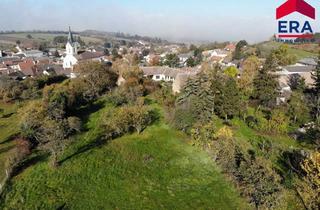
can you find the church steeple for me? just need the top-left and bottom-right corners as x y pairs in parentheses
(68, 26), (74, 44)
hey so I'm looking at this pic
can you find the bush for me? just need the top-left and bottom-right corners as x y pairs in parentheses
(237, 157), (283, 209)
(215, 126), (233, 140)
(103, 105), (156, 139)
(248, 109), (289, 134)
(173, 107), (197, 132)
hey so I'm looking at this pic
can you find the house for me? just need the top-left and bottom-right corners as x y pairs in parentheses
(18, 50), (44, 58)
(63, 27), (79, 69)
(224, 43), (236, 52)
(77, 51), (104, 62)
(17, 59), (37, 77)
(39, 64), (69, 77)
(277, 65), (315, 87)
(202, 49), (229, 60)
(178, 52), (194, 66)
(142, 67), (178, 82)
(141, 66), (197, 82)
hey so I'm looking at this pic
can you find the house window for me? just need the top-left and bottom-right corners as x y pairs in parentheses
(155, 75), (160, 79)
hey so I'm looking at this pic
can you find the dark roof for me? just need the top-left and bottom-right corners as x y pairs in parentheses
(298, 58), (317, 66)
(283, 65), (315, 73)
(39, 64), (69, 76)
(77, 51), (104, 61)
(8, 71), (26, 79)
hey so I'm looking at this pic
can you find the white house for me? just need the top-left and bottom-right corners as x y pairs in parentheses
(63, 27), (79, 69)
(141, 66), (199, 82)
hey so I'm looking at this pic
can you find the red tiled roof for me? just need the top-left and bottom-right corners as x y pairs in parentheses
(18, 60), (36, 76)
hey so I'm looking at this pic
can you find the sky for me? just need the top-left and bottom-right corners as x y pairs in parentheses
(0, 0), (320, 43)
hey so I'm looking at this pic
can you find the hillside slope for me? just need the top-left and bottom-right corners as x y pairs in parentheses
(0, 103), (248, 210)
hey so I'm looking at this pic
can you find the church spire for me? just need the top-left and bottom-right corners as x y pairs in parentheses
(68, 26), (74, 44)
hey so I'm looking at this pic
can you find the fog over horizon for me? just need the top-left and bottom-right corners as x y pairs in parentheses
(1, 0), (320, 43)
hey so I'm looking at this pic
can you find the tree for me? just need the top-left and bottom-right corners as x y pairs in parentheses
(77, 36), (85, 46)
(268, 109), (289, 134)
(26, 34), (33, 39)
(53, 36), (68, 44)
(238, 157), (283, 209)
(194, 48), (203, 64)
(38, 42), (49, 52)
(215, 78), (241, 120)
(186, 57), (196, 67)
(253, 53), (279, 108)
(288, 74), (306, 91)
(104, 48), (110, 56)
(149, 55), (160, 66)
(189, 44), (197, 51)
(224, 66), (239, 78)
(233, 40), (248, 60)
(177, 66), (240, 121)
(130, 106), (154, 134)
(103, 105), (155, 138)
(297, 151), (320, 209)
(163, 54), (180, 68)
(74, 61), (118, 100)
(273, 45), (297, 66)
(112, 48), (121, 60)
(288, 91), (310, 125)
(312, 51), (320, 94)
(54, 50), (60, 57)
(104, 42), (112, 48)
(238, 56), (260, 97)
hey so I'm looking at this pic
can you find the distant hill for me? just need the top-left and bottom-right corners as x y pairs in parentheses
(256, 41), (317, 59)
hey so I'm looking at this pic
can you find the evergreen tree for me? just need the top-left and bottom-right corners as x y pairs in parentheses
(253, 53), (279, 108)
(215, 78), (241, 120)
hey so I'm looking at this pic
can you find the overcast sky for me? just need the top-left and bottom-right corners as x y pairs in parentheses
(0, 0), (319, 43)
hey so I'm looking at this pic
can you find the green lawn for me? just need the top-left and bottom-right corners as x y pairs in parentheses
(257, 41), (316, 59)
(0, 103), (248, 210)
(0, 103), (20, 182)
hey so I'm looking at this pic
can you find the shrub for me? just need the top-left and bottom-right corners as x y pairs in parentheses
(103, 105), (156, 139)
(295, 151), (320, 209)
(238, 157), (283, 209)
(215, 126), (233, 140)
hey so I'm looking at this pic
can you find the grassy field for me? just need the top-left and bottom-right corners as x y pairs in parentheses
(0, 103), (20, 182)
(0, 102), (248, 210)
(0, 33), (104, 46)
(257, 41), (317, 59)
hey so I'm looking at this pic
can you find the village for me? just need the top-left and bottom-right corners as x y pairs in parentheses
(1, 0), (320, 208)
(0, 27), (316, 100)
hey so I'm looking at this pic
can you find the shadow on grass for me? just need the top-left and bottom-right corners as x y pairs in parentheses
(59, 105), (161, 165)
(70, 100), (106, 126)
(0, 134), (19, 145)
(11, 153), (49, 178)
(1, 113), (14, 119)
(0, 145), (15, 154)
(58, 136), (108, 165)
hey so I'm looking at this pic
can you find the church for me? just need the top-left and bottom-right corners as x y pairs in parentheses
(63, 27), (79, 69)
